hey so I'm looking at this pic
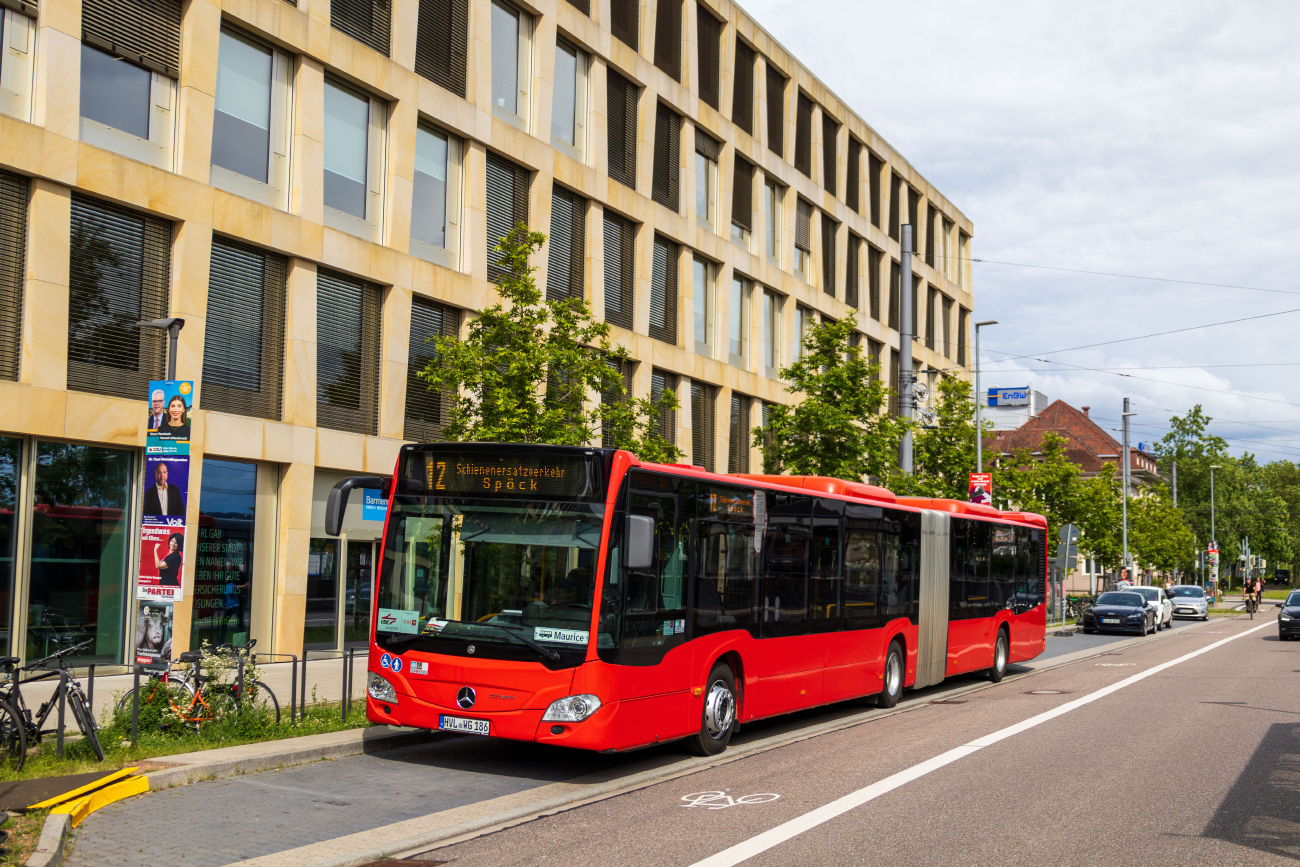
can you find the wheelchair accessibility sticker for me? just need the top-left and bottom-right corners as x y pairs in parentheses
(380, 653), (392, 669)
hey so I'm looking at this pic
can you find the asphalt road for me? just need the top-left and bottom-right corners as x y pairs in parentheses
(65, 614), (1271, 867)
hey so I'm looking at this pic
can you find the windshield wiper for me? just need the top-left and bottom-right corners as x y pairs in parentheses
(461, 623), (561, 662)
(382, 632), (422, 647)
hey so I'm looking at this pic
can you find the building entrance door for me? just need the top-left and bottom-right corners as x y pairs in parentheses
(343, 541), (374, 648)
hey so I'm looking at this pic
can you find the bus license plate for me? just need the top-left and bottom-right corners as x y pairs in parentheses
(439, 715), (490, 736)
(1102, 618), (1120, 624)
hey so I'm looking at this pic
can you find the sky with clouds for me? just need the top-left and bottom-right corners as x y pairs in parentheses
(741, 0), (1300, 461)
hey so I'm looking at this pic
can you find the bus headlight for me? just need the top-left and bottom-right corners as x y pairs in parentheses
(368, 672), (397, 702)
(542, 694), (602, 722)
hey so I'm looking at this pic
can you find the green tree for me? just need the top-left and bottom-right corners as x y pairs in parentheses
(1130, 489), (1195, 572)
(417, 223), (681, 460)
(894, 374), (984, 498)
(753, 317), (908, 481)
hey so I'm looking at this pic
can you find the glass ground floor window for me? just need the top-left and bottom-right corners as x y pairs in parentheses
(0, 438), (20, 654)
(305, 538), (338, 650)
(304, 536), (373, 653)
(193, 458), (258, 649)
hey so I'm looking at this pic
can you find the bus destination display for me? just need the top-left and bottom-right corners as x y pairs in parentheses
(408, 450), (600, 499)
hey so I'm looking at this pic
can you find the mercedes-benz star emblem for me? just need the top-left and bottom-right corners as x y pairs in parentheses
(467, 644), (476, 655)
(457, 687), (476, 709)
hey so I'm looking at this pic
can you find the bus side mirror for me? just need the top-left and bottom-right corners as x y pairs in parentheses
(625, 515), (655, 570)
(325, 476), (391, 537)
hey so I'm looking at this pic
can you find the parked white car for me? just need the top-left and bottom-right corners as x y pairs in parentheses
(1129, 585), (1174, 630)
(1168, 585), (1210, 621)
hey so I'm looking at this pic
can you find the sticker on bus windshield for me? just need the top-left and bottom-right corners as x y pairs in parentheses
(378, 608), (420, 634)
(534, 627), (589, 645)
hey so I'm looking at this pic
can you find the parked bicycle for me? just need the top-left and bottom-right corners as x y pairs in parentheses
(117, 639), (280, 729)
(1065, 595), (1095, 620)
(0, 639), (104, 773)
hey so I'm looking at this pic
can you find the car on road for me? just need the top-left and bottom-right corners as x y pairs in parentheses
(1081, 590), (1157, 635)
(1169, 585), (1210, 621)
(1278, 589), (1300, 640)
(1129, 585), (1174, 630)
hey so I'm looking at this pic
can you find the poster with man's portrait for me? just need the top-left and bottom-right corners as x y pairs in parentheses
(135, 600), (174, 674)
(143, 456), (189, 520)
(146, 380), (193, 451)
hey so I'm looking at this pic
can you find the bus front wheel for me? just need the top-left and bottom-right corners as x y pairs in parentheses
(987, 629), (1009, 683)
(874, 641), (904, 709)
(686, 663), (736, 757)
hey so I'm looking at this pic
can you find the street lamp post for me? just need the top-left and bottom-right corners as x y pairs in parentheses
(136, 317), (186, 380)
(973, 320), (998, 472)
(1210, 464), (1222, 596)
(1122, 402), (1136, 582)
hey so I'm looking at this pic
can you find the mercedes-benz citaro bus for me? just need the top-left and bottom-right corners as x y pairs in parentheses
(325, 443), (1047, 756)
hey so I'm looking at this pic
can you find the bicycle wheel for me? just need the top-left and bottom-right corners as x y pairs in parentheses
(0, 698), (27, 773)
(241, 681), (280, 726)
(118, 678), (200, 729)
(68, 685), (104, 761)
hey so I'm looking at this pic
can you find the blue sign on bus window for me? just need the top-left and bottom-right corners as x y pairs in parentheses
(362, 489), (388, 522)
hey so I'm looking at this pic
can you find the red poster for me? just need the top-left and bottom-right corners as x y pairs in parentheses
(139, 521), (186, 602)
(969, 473), (992, 505)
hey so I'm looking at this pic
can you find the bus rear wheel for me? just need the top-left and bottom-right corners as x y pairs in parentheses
(686, 663), (736, 757)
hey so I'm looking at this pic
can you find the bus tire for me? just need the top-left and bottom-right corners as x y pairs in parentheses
(987, 629), (1009, 683)
(874, 641), (904, 709)
(685, 663), (736, 757)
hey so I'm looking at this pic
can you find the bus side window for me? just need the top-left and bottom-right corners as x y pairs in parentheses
(760, 494), (812, 638)
(809, 498), (843, 633)
(1023, 528), (1044, 607)
(949, 518), (969, 620)
(618, 489), (688, 664)
(991, 526), (1016, 616)
(843, 527), (880, 630)
(881, 509), (921, 622)
(694, 518), (757, 637)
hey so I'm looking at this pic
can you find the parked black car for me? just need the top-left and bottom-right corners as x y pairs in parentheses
(1082, 591), (1156, 635)
(1278, 589), (1300, 640)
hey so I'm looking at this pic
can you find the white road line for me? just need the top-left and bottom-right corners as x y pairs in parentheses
(689, 619), (1274, 867)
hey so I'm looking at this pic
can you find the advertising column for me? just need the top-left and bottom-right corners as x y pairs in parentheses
(136, 380), (193, 672)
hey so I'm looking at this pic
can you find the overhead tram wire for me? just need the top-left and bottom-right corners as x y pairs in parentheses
(961, 257), (1300, 298)
(1086, 414), (1300, 460)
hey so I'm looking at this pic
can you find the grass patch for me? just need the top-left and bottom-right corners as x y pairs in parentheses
(1, 809), (49, 866)
(1264, 590), (1292, 600)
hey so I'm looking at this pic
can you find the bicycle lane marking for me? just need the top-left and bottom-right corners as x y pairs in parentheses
(689, 618), (1274, 867)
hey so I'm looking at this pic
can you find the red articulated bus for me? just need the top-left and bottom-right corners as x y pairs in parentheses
(327, 443), (1047, 755)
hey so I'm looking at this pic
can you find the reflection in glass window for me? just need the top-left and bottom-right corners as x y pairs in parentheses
(80, 43), (151, 139)
(212, 29), (273, 182)
(729, 277), (747, 361)
(763, 289), (780, 375)
(552, 41), (577, 145)
(193, 458), (258, 649)
(412, 126), (449, 248)
(764, 181), (780, 262)
(0, 437), (18, 653)
(304, 538), (339, 651)
(324, 80), (370, 219)
(491, 1), (520, 115)
(693, 257), (712, 353)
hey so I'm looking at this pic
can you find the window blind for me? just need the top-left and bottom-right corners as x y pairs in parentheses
(547, 186), (585, 302)
(610, 0), (638, 49)
(649, 235), (678, 345)
(650, 368), (677, 445)
(201, 237), (286, 421)
(330, 0), (391, 56)
(653, 0), (681, 81)
(823, 116), (838, 194)
(845, 234), (860, 310)
(67, 194), (170, 399)
(565, 0), (589, 13)
(81, 0), (182, 77)
(821, 214), (837, 297)
(697, 7), (721, 110)
(888, 259), (900, 329)
(694, 129), (720, 162)
(0, 169), (26, 383)
(889, 172), (902, 241)
(606, 70), (638, 190)
(888, 349), (899, 415)
(405, 295), (459, 442)
(691, 380), (716, 471)
(731, 156), (753, 232)
(728, 393), (750, 473)
(794, 93), (813, 177)
(942, 296), (953, 359)
(794, 199), (811, 252)
(485, 152), (530, 284)
(869, 153), (884, 228)
(765, 64), (784, 156)
(925, 286), (936, 349)
(908, 190), (920, 247)
(316, 268), (381, 435)
(651, 102), (680, 210)
(912, 275), (921, 342)
(925, 204), (937, 267)
(603, 211), (634, 330)
(868, 245), (882, 321)
(846, 139), (861, 214)
(415, 0), (468, 96)
(600, 356), (633, 447)
(957, 307), (969, 366)
(733, 40), (755, 134)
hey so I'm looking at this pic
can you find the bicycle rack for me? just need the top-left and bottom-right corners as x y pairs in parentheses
(248, 653), (300, 723)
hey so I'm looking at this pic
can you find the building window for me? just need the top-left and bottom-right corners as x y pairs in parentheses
(603, 211), (635, 329)
(957, 306), (969, 366)
(606, 69), (638, 191)
(733, 39), (755, 135)
(924, 203), (937, 269)
(889, 172), (902, 241)
(551, 40), (587, 157)
(211, 27), (292, 207)
(0, 169), (26, 382)
(764, 179), (781, 264)
(794, 93), (813, 177)
(692, 256), (713, 356)
(323, 78), (385, 237)
(485, 152), (530, 283)
(0, 438), (16, 651)
(845, 234), (860, 310)
(305, 538), (339, 651)
(868, 245), (883, 321)
(763, 288), (781, 377)
(652, 103), (681, 211)
(650, 236), (679, 345)
(600, 357), (634, 448)
(27, 442), (133, 664)
(889, 348), (900, 414)
(794, 199), (812, 280)
(729, 276), (749, 366)
(0, 11), (35, 121)
(653, 0), (681, 81)
(823, 113), (839, 194)
(867, 337), (883, 378)
(942, 296), (954, 359)
(822, 214), (838, 298)
(415, 0), (469, 97)
(566, 0), (590, 13)
(79, 0), (180, 168)
(912, 275), (921, 343)
(193, 458), (260, 649)
(650, 368), (677, 445)
(728, 394), (750, 473)
(908, 188), (920, 243)
(490, 0), (531, 128)
(869, 152), (884, 229)
(765, 62), (785, 157)
(731, 156), (753, 247)
(331, 0), (391, 54)
(889, 259), (901, 329)
(925, 285), (937, 350)
(793, 304), (810, 361)
(691, 380), (717, 471)
(405, 296), (459, 441)
(697, 7), (721, 110)
(411, 123), (462, 268)
(846, 138), (861, 214)
(316, 268), (381, 435)
(694, 130), (719, 228)
(202, 237), (286, 421)
(610, 0), (639, 49)
(958, 232), (969, 287)
(67, 195), (170, 400)
(942, 217), (955, 280)
(547, 185), (585, 302)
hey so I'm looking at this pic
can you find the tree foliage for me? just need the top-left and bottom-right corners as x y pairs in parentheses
(893, 375), (984, 498)
(417, 223), (681, 461)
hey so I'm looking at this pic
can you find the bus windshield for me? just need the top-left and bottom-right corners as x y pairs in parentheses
(375, 497), (604, 661)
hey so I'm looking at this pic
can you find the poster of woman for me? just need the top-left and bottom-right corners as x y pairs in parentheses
(146, 381), (193, 449)
(139, 523), (185, 601)
(135, 601), (173, 674)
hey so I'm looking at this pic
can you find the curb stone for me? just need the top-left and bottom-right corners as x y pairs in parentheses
(24, 812), (69, 867)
